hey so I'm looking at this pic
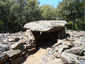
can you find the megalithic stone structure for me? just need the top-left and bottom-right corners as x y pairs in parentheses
(24, 20), (67, 43)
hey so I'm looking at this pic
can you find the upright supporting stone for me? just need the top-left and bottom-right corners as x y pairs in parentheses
(62, 27), (65, 38)
(24, 30), (36, 48)
(58, 29), (62, 39)
(57, 27), (65, 39)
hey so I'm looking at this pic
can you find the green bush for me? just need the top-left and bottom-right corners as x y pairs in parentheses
(66, 21), (79, 30)
(75, 18), (85, 30)
(0, 20), (4, 32)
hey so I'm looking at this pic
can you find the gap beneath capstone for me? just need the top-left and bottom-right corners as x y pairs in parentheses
(32, 30), (63, 49)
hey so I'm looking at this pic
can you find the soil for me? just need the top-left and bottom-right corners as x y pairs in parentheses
(22, 48), (46, 64)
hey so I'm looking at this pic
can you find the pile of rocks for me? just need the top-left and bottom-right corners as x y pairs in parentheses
(0, 31), (36, 64)
(0, 20), (68, 64)
(39, 30), (85, 64)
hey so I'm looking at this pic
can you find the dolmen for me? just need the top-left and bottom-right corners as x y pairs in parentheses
(24, 20), (67, 43)
(0, 20), (67, 64)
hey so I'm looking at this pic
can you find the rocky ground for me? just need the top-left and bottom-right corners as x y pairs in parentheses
(38, 30), (85, 64)
(0, 30), (85, 64)
(0, 30), (36, 64)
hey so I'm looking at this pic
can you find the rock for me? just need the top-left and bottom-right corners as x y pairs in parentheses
(79, 60), (85, 64)
(82, 46), (85, 51)
(28, 47), (36, 52)
(64, 41), (74, 47)
(41, 55), (56, 62)
(17, 31), (24, 36)
(55, 44), (69, 53)
(24, 30), (36, 47)
(81, 56), (85, 60)
(65, 47), (84, 55)
(3, 49), (21, 58)
(8, 37), (20, 42)
(46, 48), (55, 55)
(10, 39), (26, 50)
(46, 58), (63, 64)
(24, 20), (67, 32)
(79, 56), (85, 60)
(61, 52), (79, 64)
(66, 37), (71, 41)
(3, 39), (8, 43)
(53, 52), (61, 58)
(84, 52), (85, 55)
(19, 50), (27, 56)
(24, 30), (35, 39)
(52, 39), (63, 48)
(52, 42), (62, 48)
(0, 53), (9, 64)
(8, 38), (14, 42)
(0, 43), (9, 53)
(26, 39), (36, 47)
(52, 39), (74, 48)
(24, 43), (36, 49)
(71, 40), (82, 47)
(39, 54), (63, 64)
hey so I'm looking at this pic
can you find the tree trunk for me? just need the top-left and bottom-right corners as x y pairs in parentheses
(73, 19), (75, 28)
(20, 24), (23, 31)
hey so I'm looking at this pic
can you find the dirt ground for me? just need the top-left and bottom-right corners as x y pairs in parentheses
(23, 48), (46, 64)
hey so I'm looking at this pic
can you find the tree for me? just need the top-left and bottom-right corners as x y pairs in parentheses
(40, 4), (56, 20)
(56, 0), (85, 29)
(0, 0), (12, 32)
(10, 0), (41, 31)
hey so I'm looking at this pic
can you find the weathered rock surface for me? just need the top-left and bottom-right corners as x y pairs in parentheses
(39, 30), (85, 64)
(10, 39), (26, 50)
(61, 52), (79, 64)
(0, 43), (9, 54)
(3, 50), (21, 58)
(0, 31), (37, 64)
(65, 47), (84, 55)
(24, 20), (67, 32)
(55, 44), (69, 53)
(0, 53), (8, 64)
(0, 22), (85, 64)
(25, 30), (36, 48)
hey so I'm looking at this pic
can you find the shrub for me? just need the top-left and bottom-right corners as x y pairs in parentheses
(66, 21), (79, 30)
(0, 20), (4, 32)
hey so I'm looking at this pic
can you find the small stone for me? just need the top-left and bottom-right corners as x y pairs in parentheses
(46, 48), (55, 55)
(65, 47), (84, 55)
(61, 52), (79, 64)
(8, 37), (20, 42)
(64, 41), (74, 47)
(3, 49), (21, 58)
(47, 58), (63, 64)
(52, 39), (64, 48)
(0, 53), (9, 64)
(0, 43), (9, 53)
(55, 44), (69, 53)
(52, 42), (62, 48)
(28, 47), (36, 52)
(10, 39), (26, 50)
(53, 52), (61, 58)
(82, 46), (85, 51)
(81, 56), (85, 60)
(79, 60), (85, 64)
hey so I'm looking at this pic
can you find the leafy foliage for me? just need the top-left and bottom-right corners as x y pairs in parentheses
(0, 0), (85, 32)
(66, 21), (79, 30)
(56, 0), (85, 30)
